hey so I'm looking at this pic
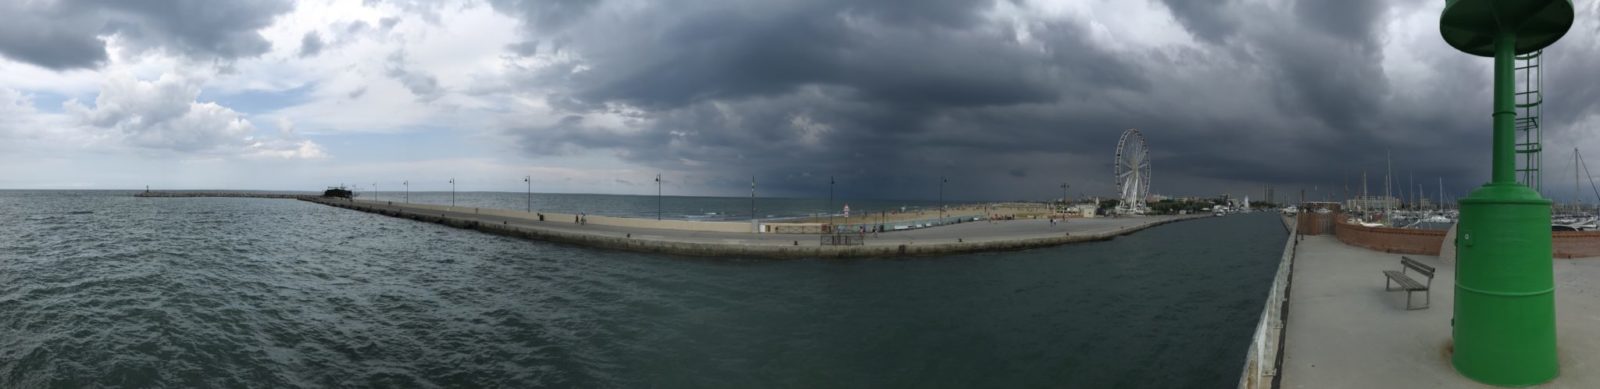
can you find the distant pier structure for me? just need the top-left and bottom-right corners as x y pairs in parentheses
(134, 190), (310, 199)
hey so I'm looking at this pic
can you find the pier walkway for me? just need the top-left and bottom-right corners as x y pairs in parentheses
(302, 198), (1203, 258)
(1280, 235), (1600, 388)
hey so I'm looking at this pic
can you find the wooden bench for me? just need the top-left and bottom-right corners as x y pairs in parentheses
(1383, 256), (1435, 310)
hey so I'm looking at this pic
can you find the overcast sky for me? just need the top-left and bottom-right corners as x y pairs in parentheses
(2, 0), (1599, 202)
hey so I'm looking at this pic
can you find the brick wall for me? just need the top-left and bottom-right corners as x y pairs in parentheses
(1296, 212), (1337, 235)
(1554, 231), (1600, 258)
(1332, 216), (1447, 255)
(1328, 214), (1600, 259)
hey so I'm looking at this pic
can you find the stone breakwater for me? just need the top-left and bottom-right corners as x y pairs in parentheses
(135, 191), (312, 199)
(301, 197), (1207, 259)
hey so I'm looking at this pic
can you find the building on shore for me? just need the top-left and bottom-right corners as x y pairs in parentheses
(1067, 204), (1099, 218)
(1345, 196), (1399, 212)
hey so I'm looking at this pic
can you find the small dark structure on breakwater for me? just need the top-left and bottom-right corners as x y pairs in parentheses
(322, 186), (354, 199)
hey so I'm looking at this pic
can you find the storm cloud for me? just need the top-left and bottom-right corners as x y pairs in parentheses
(473, 0), (1600, 202)
(2, 0), (1598, 201)
(0, 0), (292, 70)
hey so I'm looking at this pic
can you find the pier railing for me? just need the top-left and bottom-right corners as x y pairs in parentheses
(820, 233), (867, 246)
(1238, 217), (1298, 389)
(829, 215), (984, 234)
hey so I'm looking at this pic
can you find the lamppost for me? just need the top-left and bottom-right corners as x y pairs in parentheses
(750, 176), (757, 225)
(655, 174), (662, 220)
(449, 178), (456, 207)
(523, 175), (532, 213)
(403, 180), (409, 203)
(1440, 1), (1571, 385)
(939, 176), (947, 221)
(372, 183), (378, 202)
(1061, 182), (1071, 210)
(828, 176), (835, 228)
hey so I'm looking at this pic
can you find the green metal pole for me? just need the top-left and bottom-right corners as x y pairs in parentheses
(1492, 32), (1516, 185)
(1452, 30), (1559, 387)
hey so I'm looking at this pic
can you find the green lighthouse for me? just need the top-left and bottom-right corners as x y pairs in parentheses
(1439, 0), (1573, 386)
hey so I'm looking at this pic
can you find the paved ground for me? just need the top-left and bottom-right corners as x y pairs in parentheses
(330, 199), (1185, 248)
(1281, 235), (1600, 388)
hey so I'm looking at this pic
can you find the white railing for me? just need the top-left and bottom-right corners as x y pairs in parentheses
(1239, 217), (1299, 389)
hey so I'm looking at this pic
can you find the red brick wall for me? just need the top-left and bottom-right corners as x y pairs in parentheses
(1329, 216), (1600, 258)
(1296, 212), (1337, 235)
(1554, 231), (1600, 258)
(1333, 216), (1447, 255)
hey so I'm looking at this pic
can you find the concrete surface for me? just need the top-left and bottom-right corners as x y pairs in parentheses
(1281, 235), (1600, 388)
(302, 198), (1204, 258)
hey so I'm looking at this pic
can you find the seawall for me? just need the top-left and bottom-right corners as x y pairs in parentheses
(1314, 212), (1600, 258)
(301, 197), (1205, 259)
(135, 191), (312, 199)
(1239, 211), (1298, 389)
(1331, 217), (1446, 255)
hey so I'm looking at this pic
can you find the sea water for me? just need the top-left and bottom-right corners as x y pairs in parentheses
(0, 190), (1285, 387)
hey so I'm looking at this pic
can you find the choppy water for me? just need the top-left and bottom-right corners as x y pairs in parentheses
(1, 191), (1286, 388)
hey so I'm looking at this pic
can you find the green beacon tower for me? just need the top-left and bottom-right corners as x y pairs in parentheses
(1440, 0), (1572, 386)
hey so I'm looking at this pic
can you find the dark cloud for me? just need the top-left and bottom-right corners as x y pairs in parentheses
(506, 41), (540, 56)
(299, 31), (325, 58)
(386, 51), (445, 102)
(1159, 0), (1240, 43)
(487, 0), (1600, 202)
(0, 0), (292, 69)
(487, 0), (603, 33)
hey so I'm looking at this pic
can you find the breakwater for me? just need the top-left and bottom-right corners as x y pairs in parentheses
(302, 197), (1205, 259)
(134, 191), (311, 199)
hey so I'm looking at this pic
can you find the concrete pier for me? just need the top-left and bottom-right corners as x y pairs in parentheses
(300, 197), (1206, 259)
(1278, 236), (1600, 388)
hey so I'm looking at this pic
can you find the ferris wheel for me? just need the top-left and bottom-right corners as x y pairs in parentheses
(1114, 128), (1151, 213)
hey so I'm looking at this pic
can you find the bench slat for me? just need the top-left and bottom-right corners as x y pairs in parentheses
(1384, 270), (1427, 290)
(1400, 256), (1436, 278)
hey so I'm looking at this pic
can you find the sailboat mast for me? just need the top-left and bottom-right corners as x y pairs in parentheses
(1387, 149), (1393, 213)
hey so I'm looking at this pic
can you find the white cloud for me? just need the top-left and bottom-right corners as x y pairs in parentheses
(64, 73), (326, 159)
(0, 88), (33, 131)
(229, 0), (526, 134)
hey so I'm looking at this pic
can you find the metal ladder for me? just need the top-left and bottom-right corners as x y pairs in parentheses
(1515, 50), (1543, 193)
